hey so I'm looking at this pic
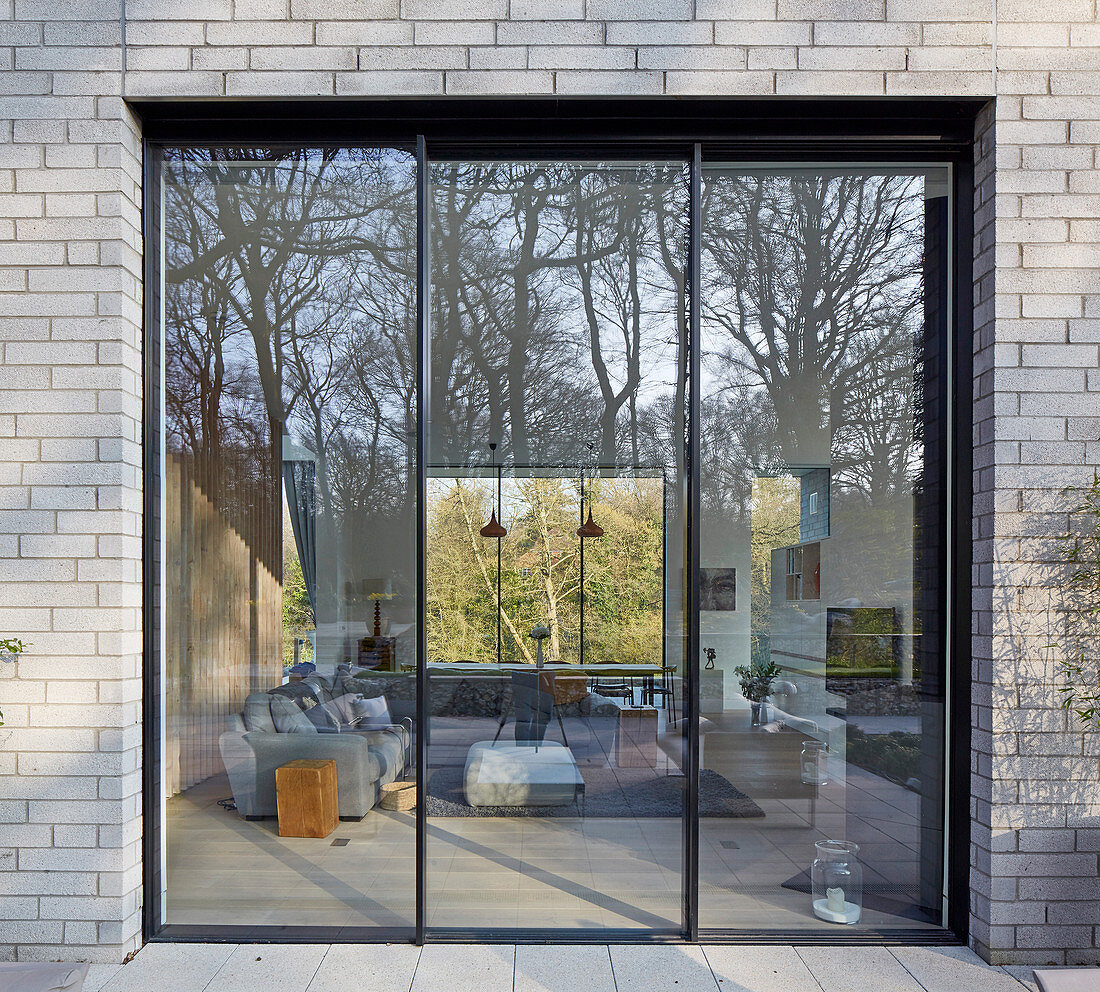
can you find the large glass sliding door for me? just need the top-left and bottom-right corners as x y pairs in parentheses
(425, 159), (689, 932)
(151, 136), (954, 941)
(697, 166), (951, 932)
(157, 147), (419, 932)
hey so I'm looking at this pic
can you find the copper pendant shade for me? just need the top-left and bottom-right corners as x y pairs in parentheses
(480, 510), (507, 538)
(577, 508), (604, 538)
(480, 442), (508, 538)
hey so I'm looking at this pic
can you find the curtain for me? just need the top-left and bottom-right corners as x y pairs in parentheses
(282, 459), (317, 622)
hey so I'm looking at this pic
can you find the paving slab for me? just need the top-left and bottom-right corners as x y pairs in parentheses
(515, 944), (616, 992)
(82, 964), (123, 992)
(703, 945), (821, 992)
(1033, 969), (1100, 992)
(100, 943), (237, 992)
(410, 944), (514, 992)
(203, 943), (328, 992)
(610, 944), (719, 992)
(306, 943), (421, 992)
(890, 946), (1034, 992)
(1001, 965), (1040, 991)
(796, 946), (924, 992)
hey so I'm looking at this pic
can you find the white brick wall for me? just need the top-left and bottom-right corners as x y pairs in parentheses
(119, 0), (999, 98)
(1, 0), (1099, 967)
(0, 1), (144, 964)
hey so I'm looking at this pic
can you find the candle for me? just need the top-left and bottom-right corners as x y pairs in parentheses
(826, 887), (845, 913)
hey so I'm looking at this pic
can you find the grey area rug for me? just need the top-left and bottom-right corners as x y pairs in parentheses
(426, 765), (765, 818)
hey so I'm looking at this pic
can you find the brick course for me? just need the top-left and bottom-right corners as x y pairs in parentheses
(0, 0), (1098, 968)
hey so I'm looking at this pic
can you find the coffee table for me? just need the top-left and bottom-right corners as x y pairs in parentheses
(463, 740), (585, 809)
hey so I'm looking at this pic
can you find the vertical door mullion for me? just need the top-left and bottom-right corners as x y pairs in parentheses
(415, 134), (429, 946)
(686, 142), (702, 943)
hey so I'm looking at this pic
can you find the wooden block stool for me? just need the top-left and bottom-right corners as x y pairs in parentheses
(276, 759), (338, 838)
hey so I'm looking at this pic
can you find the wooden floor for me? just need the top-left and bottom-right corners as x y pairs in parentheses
(165, 713), (934, 934)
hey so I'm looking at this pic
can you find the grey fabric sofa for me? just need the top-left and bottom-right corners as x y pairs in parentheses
(218, 675), (408, 820)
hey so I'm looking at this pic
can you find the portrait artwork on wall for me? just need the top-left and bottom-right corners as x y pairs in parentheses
(699, 567), (737, 611)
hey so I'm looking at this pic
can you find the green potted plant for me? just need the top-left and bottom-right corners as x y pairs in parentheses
(0, 637), (30, 727)
(733, 658), (782, 727)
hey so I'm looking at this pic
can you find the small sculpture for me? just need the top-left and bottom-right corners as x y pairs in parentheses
(529, 625), (551, 669)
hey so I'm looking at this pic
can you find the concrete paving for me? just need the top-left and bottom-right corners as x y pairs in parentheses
(79, 942), (1054, 992)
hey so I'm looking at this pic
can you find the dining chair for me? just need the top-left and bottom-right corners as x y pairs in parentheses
(643, 665), (678, 723)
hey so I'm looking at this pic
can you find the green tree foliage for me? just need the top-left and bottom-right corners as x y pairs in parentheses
(426, 476), (664, 667)
(282, 504), (314, 666)
(749, 476), (800, 665)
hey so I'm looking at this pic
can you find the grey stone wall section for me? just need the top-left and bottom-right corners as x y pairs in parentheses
(0, 0), (1098, 967)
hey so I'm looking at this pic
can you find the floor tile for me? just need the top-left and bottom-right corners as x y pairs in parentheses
(890, 946), (1034, 992)
(704, 944), (821, 992)
(515, 944), (615, 992)
(411, 944), (515, 992)
(609, 944), (719, 992)
(1000, 965), (1040, 991)
(797, 947), (924, 992)
(83, 963), (124, 992)
(306, 943), (421, 992)
(100, 943), (237, 992)
(203, 943), (329, 992)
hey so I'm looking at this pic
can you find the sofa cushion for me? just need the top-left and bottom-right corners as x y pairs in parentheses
(269, 695), (317, 734)
(269, 682), (320, 709)
(352, 695), (392, 729)
(302, 674), (335, 702)
(304, 703), (340, 732)
(324, 693), (363, 727)
(243, 692), (276, 733)
(359, 728), (404, 784)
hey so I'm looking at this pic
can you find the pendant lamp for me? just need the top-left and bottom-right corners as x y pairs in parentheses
(480, 442), (508, 538)
(577, 507), (604, 538)
(577, 463), (604, 539)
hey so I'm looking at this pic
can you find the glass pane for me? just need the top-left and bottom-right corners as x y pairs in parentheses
(427, 161), (689, 932)
(698, 167), (950, 932)
(159, 147), (418, 931)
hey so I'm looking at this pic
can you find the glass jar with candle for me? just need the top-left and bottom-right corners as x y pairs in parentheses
(800, 739), (828, 785)
(811, 840), (862, 924)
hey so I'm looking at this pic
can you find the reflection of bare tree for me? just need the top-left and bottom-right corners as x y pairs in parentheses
(703, 173), (924, 483)
(431, 163), (686, 472)
(164, 148), (419, 617)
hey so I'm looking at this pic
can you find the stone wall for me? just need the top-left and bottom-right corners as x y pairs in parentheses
(0, 0), (1098, 966)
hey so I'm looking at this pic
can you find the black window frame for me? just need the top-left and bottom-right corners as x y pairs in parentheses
(140, 97), (979, 948)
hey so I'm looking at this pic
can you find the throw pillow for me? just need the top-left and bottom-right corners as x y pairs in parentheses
(351, 695), (392, 729)
(324, 693), (363, 728)
(304, 703), (340, 732)
(242, 692), (276, 733)
(269, 695), (317, 734)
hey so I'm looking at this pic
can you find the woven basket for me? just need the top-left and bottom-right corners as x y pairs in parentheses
(379, 780), (416, 811)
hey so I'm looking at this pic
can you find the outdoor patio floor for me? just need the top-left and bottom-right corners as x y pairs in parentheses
(79, 941), (1049, 992)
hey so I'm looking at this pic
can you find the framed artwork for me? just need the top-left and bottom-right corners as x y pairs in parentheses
(699, 568), (737, 611)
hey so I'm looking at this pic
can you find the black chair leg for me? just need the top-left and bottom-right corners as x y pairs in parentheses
(556, 709), (569, 747)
